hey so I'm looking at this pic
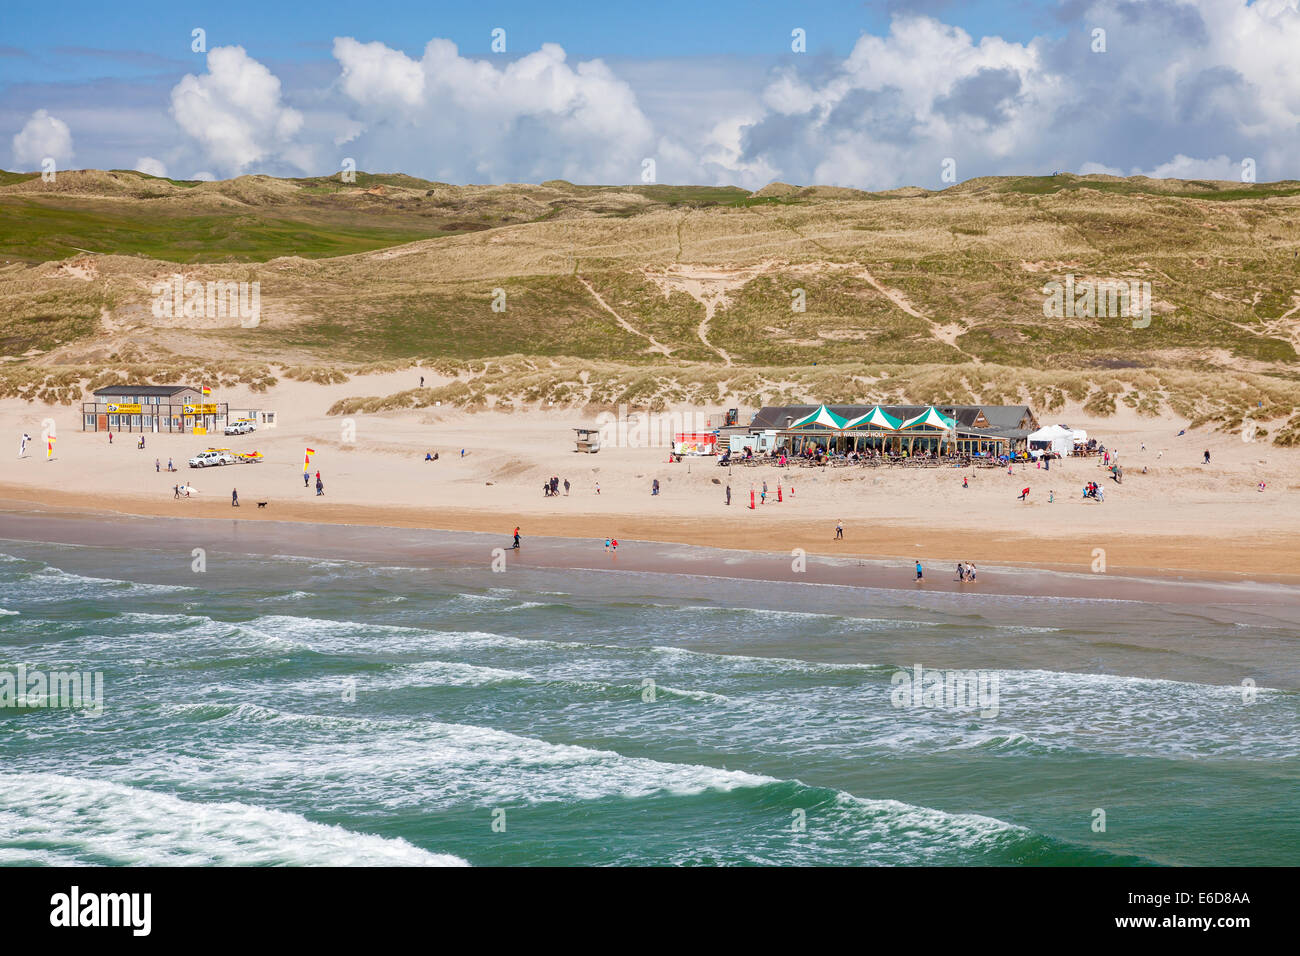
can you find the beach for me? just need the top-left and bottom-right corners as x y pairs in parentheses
(2, 370), (1299, 583)
(4, 376), (1299, 867)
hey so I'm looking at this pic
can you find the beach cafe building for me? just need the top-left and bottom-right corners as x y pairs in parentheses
(81, 385), (228, 435)
(742, 404), (1038, 457)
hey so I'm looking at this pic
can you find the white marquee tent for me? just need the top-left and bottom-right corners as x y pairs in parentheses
(1027, 424), (1075, 457)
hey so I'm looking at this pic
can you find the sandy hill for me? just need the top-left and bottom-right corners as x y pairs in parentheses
(2, 170), (1299, 442)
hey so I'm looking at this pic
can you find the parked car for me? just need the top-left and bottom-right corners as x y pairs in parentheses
(224, 420), (256, 435)
(189, 450), (236, 468)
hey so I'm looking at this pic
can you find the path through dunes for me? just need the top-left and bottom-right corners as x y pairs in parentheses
(576, 274), (674, 356)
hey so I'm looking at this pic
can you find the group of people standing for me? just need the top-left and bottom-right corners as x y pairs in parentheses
(956, 561), (978, 583)
(542, 476), (569, 497)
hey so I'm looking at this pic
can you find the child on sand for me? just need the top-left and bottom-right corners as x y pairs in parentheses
(915, 560), (924, 582)
(1019, 487), (1030, 501)
(835, 521), (843, 539)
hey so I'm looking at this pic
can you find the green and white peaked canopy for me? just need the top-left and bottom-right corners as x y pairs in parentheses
(900, 406), (957, 431)
(788, 405), (849, 430)
(844, 405), (902, 431)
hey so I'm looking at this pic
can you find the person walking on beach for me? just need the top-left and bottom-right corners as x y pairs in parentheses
(173, 484), (180, 499)
(595, 481), (601, 495)
(420, 375), (425, 388)
(167, 457), (174, 472)
(725, 485), (731, 506)
(232, 488), (239, 507)
(513, 527), (521, 550)
(967, 563), (977, 583)
(962, 475), (968, 489)
(957, 562), (966, 582)
(1203, 449), (1211, 464)
(611, 538), (618, 552)
(155, 458), (160, 472)
(915, 560), (924, 583)
(604, 537), (611, 552)
(1049, 490), (1055, 503)
(108, 430), (113, 445)
(1019, 487), (1030, 501)
(652, 479), (659, 496)
(835, 521), (843, 539)
(316, 476), (324, 496)
(564, 478), (570, 496)
(304, 471), (310, 487)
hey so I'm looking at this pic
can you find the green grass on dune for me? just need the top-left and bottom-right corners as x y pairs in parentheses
(0, 198), (452, 263)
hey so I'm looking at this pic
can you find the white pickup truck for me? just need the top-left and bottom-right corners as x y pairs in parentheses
(224, 420), (256, 435)
(188, 450), (236, 468)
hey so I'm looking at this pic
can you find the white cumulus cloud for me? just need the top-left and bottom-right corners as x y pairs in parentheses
(12, 109), (74, 169)
(169, 46), (305, 175)
(330, 37), (656, 183)
(134, 156), (168, 178)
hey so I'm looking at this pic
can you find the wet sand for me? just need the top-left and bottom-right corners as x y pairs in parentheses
(2, 504), (1297, 608)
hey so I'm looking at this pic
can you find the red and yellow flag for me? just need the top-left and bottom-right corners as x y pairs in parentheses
(201, 386), (212, 396)
(46, 436), (55, 459)
(304, 447), (315, 472)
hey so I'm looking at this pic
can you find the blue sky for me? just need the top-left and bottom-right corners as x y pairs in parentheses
(2, 1), (1057, 68)
(4, 0), (1299, 188)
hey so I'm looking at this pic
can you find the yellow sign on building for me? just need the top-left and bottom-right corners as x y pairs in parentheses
(183, 404), (219, 414)
(107, 403), (142, 413)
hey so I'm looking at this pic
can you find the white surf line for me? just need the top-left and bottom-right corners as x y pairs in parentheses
(576, 274), (673, 356)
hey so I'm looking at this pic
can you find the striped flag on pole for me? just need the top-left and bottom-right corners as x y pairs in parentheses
(304, 448), (315, 471)
(46, 436), (55, 459)
(201, 386), (212, 396)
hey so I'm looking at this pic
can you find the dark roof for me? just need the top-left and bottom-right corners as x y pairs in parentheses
(92, 385), (194, 397)
(750, 404), (1037, 432)
(977, 405), (1036, 429)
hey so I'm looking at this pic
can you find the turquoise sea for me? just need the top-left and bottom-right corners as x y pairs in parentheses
(1, 536), (1296, 866)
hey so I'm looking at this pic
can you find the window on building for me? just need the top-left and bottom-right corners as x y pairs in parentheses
(84, 414), (95, 428)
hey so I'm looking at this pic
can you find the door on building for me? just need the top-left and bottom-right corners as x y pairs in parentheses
(97, 415), (107, 431)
